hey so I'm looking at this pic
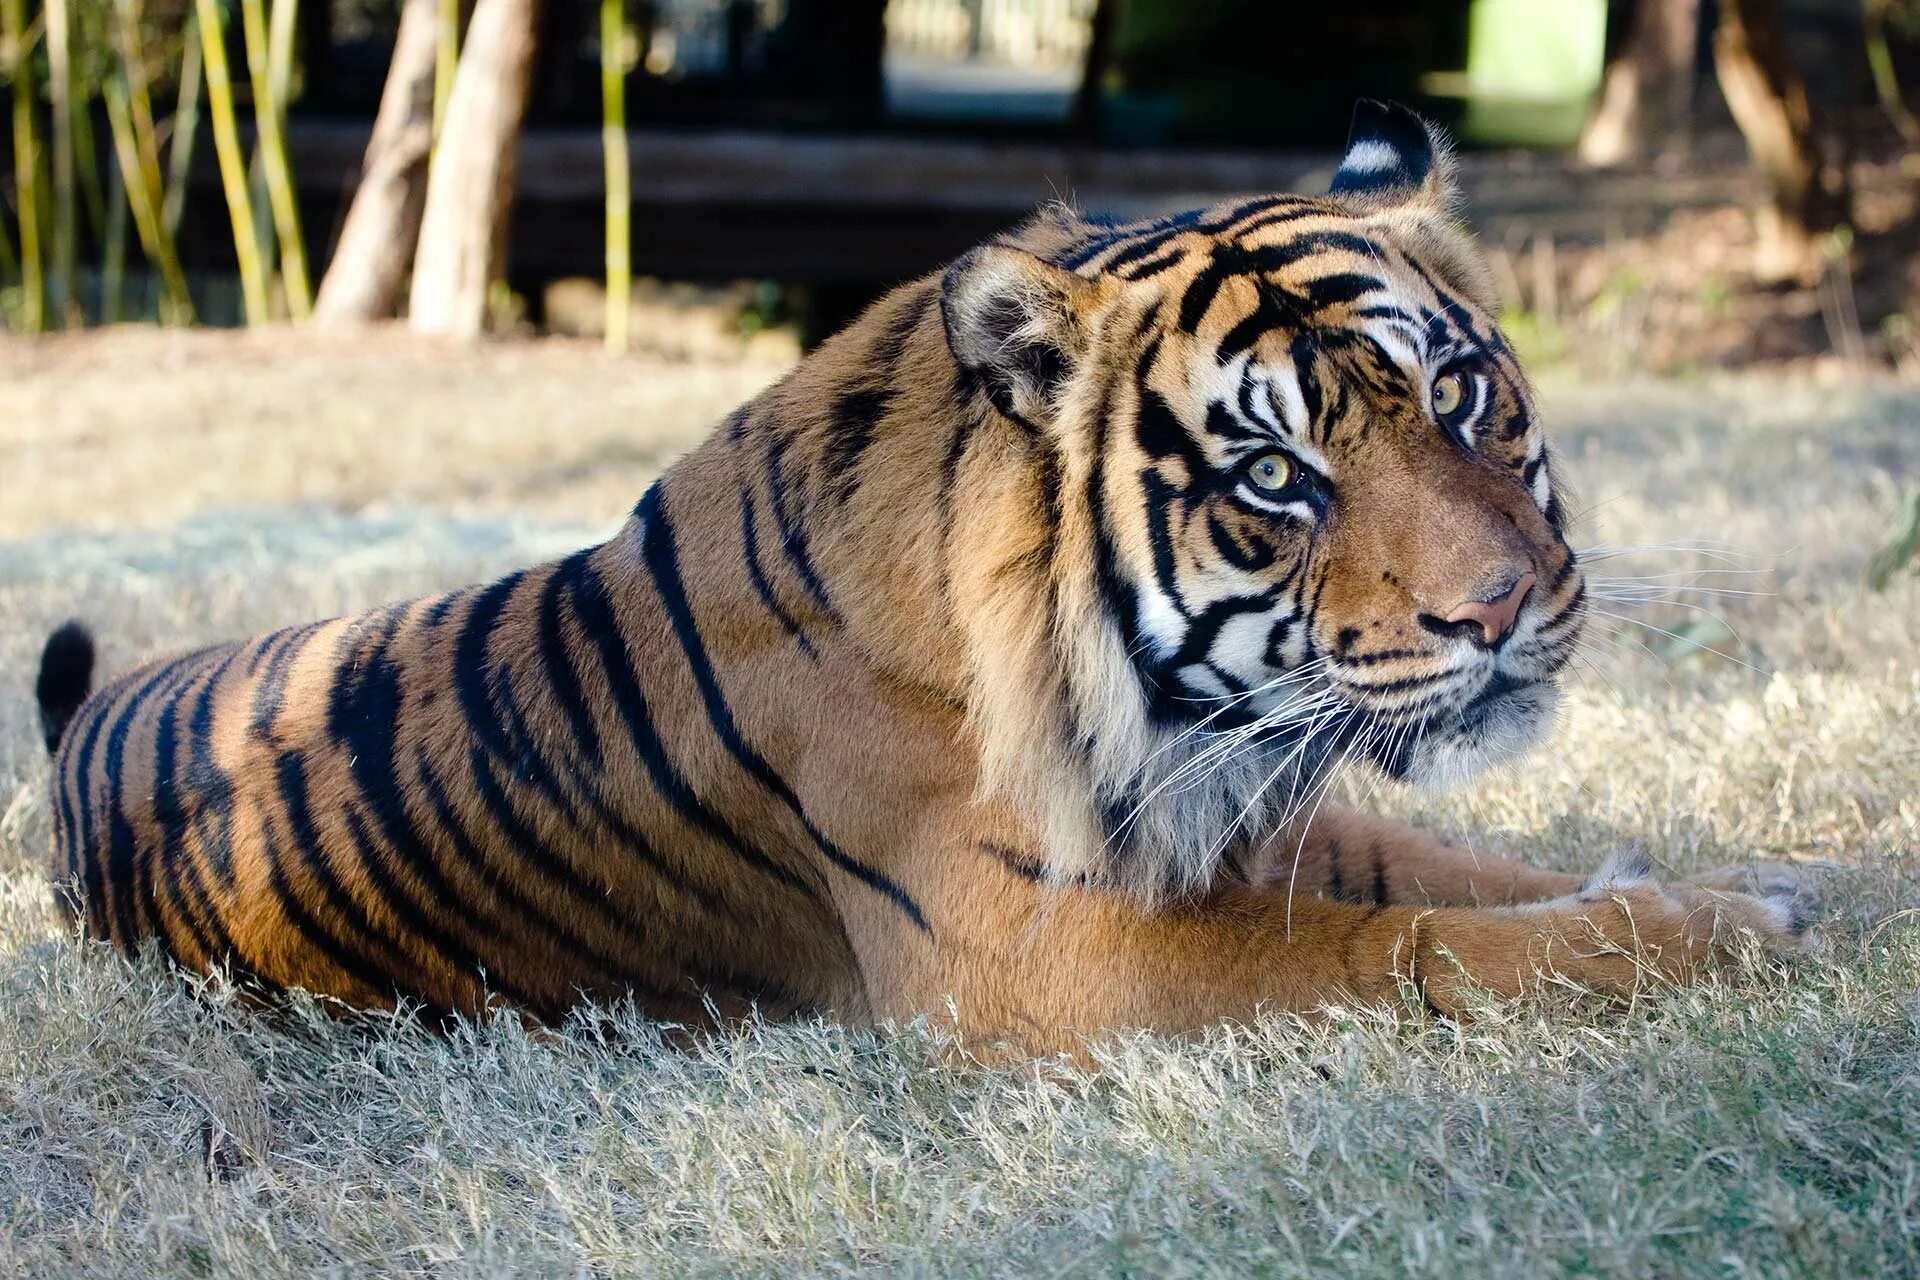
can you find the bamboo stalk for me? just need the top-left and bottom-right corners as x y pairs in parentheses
(163, 7), (204, 241)
(102, 159), (127, 321)
(434, 0), (458, 143)
(194, 0), (269, 324)
(71, 72), (106, 247)
(104, 77), (194, 322)
(114, 1), (168, 237)
(3, 0), (45, 331)
(0, 190), (17, 284)
(600, 0), (629, 353)
(239, 0), (309, 318)
(46, 0), (76, 325)
(247, 141), (279, 313)
(110, 0), (194, 321)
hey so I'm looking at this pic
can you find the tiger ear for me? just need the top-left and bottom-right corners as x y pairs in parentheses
(941, 244), (1102, 427)
(1330, 99), (1497, 311)
(1329, 99), (1458, 216)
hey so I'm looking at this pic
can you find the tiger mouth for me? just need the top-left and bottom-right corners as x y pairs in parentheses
(1459, 669), (1533, 721)
(1361, 669), (1556, 781)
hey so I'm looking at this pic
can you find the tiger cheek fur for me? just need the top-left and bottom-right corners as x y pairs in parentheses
(39, 101), (1799, 1053)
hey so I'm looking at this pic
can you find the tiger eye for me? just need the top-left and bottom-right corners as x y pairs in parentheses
(1431, 371), (1467, 418)
(1247, 453), (1293, 492)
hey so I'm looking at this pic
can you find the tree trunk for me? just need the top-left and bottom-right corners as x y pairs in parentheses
(1578, 0), (1701, 167)
(1073, 0), (1117, 139)
(1712, 0), (1843, 282)
(408, 0), (539, 340)
(313, 0), (440, 327)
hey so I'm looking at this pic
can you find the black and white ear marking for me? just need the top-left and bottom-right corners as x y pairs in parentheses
(941, 244), (1098, 428)
(1329, 99), (1437, 200)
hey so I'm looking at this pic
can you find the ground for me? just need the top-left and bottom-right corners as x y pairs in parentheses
(1, 328), (1916, 1278)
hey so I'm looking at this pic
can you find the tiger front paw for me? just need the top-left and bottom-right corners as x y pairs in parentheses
(1573, 849), (1810, 961)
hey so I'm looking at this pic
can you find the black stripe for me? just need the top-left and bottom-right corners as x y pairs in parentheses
(979, 841), (1048, 882)
(461, 743), (711, 1010)
(1178, 243), (1257, 335)
(142, 649), (234, 963)
(636, 486), (931, 934)
(538, 550), (607, 765)
(763, 431), (841, 623)
(248, 621), (324, 739)
(1326, 837), (1346, 901)
(1122, 248), (1187, 281)
(100, 651), (210, 947)
(1140, 470), (1193, 623)
(452, 573), (582, 827)
(185, 645), (244, 888)
(324, 616), (556, 1013)
(66, 682), (131, 938)
(169, 650), (248, 967)
(740, 490), (820, 659)
(1245, 231), (1386, 276)
(1336, 668), (1452, 699)
(569, 553), (825, 900)
(819, 290), (928, 504)
(1163, 588), (1281, 671)
(820, 385), (895, 504)
(1229, 202), (1332, 240)
(1207, 510), (1277, 573)
(268, 752), (427, 1008)
(65, 686), (132, 936)
(416, 746), (673, 1008)
(387, 590), (743, 925)
(1059, 206), (1203, 270)
(935, 393), (985, 612)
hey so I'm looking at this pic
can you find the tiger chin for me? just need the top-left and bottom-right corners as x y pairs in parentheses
(35, 101), (1810, 1055)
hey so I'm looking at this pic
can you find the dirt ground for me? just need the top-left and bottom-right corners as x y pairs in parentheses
(1, 329), (1916, 1277)
(0, 325), (789, 538)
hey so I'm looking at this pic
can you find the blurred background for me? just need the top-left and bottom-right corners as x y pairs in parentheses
(0, 0), (1917, 373)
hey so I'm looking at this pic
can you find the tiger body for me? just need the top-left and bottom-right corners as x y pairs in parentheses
(42, 104), (1802, 1050)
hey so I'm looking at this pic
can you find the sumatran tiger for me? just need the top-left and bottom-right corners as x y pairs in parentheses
(36, 103), (1807, 1053)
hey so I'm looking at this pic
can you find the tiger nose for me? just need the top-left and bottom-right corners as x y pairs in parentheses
(1424, 571), (1535, 650)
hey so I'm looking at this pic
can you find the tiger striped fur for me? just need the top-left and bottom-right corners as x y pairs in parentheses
(40, 103), (1804, 1052)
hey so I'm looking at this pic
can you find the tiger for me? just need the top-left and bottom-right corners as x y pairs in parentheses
(36, 102), (1807, 1053)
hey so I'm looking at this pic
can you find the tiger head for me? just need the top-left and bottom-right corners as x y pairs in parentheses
(940, 102), (1585, 894)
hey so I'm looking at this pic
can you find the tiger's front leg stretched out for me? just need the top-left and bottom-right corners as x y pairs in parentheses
(855, 813), (1804, 1055)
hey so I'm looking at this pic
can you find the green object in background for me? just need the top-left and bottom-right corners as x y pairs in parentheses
(1451, 0), (1607, 146)
(1865, 491), (1920, 591)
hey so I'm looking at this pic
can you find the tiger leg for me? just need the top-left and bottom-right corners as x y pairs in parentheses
(862, 821), (1805, 1055)
(1252, 807), (1834, 913)
(1248, 806), (1586, 907)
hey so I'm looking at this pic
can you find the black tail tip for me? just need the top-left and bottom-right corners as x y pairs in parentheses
(36, 620), (95, 755)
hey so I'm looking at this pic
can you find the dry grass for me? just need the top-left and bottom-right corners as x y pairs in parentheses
(1, 330), (1916, 1277)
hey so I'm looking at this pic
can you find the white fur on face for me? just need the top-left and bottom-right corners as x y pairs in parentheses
(1403, 680), (1559, 790)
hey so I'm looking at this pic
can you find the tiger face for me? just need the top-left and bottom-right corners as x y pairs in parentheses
(944, 102), (1585, 888)
(1101, 227), (1582, 793)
